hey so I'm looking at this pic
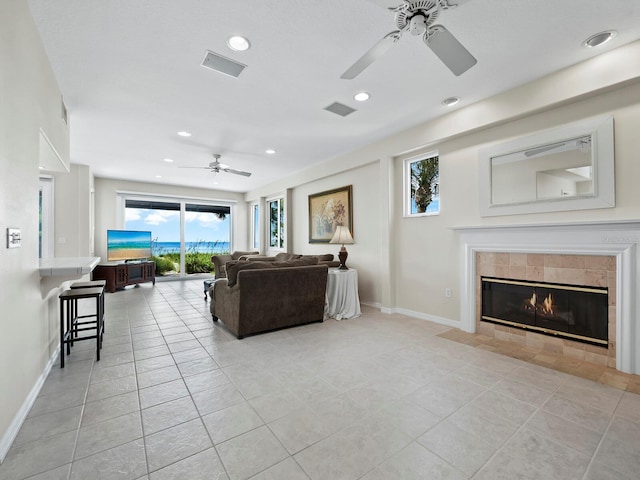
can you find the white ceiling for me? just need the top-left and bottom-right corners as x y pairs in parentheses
(27, 0), (640, 193)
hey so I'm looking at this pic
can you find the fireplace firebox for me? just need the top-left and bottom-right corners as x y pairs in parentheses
(481, 277), (608, 346)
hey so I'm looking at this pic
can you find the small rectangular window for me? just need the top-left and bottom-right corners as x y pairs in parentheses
(268, 197), (285, 249)
(404, 152), (440, 217)
(252, 204), (260, 249)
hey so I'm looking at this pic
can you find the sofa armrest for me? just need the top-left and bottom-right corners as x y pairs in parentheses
(211, 279), (241, 330)
(321, 261), (341, 268)
(211, 254), (233, 279)
(231, 250), (260, 260)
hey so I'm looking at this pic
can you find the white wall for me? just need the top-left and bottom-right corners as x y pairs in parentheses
(0, 0), (70, 460)
(93, 178), (248, 261)
(54, 164), (94, 257)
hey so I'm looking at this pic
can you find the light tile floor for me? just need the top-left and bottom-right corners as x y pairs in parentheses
(1, 279), (639, 480)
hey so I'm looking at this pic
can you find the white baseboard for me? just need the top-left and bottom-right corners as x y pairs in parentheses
(360, 301), (381, 310)
(377, 306), (462, 329)
(0, 347), (59, 463)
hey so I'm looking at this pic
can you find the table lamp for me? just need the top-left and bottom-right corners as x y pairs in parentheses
(330, 225), (354, 270)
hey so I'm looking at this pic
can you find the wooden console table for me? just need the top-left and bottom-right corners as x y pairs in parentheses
(92, 262), (155, 293)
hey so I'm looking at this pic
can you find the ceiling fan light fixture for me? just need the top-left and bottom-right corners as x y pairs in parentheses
(354, 92), (370, 102)
(583, 30), (616, 48)
(227, 35), (251, 52)
(441, 96), (459, 106)
(409, 14), (427, 36)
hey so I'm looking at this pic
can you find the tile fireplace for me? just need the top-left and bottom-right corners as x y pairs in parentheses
(455, 221), (640, 375)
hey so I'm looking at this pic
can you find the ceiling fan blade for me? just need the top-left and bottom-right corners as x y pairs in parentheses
(363, 0), (402, 9)
(340, 31), (401, 79)
(425, 25), (477, 76)
(364, 0), (473, 11)
(222, 167), (251, 177)
(178, 166), (212, 169)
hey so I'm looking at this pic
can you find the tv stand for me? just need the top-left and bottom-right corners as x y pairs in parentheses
(92, 262), (155, 293)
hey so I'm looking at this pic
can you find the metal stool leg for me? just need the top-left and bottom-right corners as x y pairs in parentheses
(59, 297), (65, 368)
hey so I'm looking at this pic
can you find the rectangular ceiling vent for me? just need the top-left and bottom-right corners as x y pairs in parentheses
(324, 102), (356, 117)
(201, 51), (246, 78)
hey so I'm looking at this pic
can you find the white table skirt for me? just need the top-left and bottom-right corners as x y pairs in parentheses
(325, 268), (361, 320)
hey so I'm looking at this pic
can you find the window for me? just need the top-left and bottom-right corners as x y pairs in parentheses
(39, 176), (54, 258)
(404, 152), (440, 217)
(252, 203), (260, 249)
(268, 197), (285, 249)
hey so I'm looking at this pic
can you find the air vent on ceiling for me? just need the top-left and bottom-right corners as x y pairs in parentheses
(201, 51), (246, 78)
(324, 102), (356, 117)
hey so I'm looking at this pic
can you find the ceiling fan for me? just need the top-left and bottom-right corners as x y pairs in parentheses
(341, 0), (477, 79)
(180, 153), (252, 177)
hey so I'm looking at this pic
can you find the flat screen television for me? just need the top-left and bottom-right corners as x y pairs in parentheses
(107, 229), (152, 262)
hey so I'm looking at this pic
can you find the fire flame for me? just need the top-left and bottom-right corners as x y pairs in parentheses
(541, 293), (553, 315)
(526, 291), (554, 316)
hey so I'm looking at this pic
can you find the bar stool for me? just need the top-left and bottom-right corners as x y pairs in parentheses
(71, 280), (106, 334)
(59, 286), (105, 368)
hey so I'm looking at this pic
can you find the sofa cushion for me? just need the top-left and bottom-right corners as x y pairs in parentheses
(274, 252), (302, 262)
(301, 253), (334, 262)
(226, 257), (318, 286)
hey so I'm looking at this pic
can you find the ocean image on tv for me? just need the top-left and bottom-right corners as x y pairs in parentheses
(107, 230), (152, 261)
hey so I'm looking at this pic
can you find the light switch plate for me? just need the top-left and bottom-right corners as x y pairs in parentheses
(7, 228), (21, 248)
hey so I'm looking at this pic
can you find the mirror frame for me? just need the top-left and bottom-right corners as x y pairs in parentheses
(478, 116), (614, 217)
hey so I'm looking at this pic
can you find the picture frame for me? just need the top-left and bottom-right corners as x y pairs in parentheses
(404, 151), (440, 217)
(308, 185), (353, 243)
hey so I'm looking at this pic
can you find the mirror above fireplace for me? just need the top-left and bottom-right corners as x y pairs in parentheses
(478, 116), (614, 217)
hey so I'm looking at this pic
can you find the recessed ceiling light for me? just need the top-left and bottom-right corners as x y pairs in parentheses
(441, 96), (460, 107)
(155, 175), (162, 178)
(39, 166), (44, 170)
(265, 149), (276, 155)
(227, 35), (251, 52)
(354, 92), (370, 102)
(177, 131), (191, 137)
(583, 30), (616, 48)
(163, 158), (174, 163)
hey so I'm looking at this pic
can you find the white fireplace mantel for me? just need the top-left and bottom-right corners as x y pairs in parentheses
(453, 220), (640, 374)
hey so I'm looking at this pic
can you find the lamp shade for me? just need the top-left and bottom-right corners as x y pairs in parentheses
(329, 225), (354, 245)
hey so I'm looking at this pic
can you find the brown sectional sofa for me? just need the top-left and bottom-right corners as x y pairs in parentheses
(209, 258), (329, 338)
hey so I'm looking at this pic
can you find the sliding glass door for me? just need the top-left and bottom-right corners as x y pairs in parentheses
(124, 198), (230, 277)
(184, 203), (230, 274)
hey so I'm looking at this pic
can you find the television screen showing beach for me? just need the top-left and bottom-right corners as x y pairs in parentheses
(107, 230), (152, 261)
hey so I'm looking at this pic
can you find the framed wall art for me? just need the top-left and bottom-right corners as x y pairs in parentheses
(308, 185), (353, 243)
